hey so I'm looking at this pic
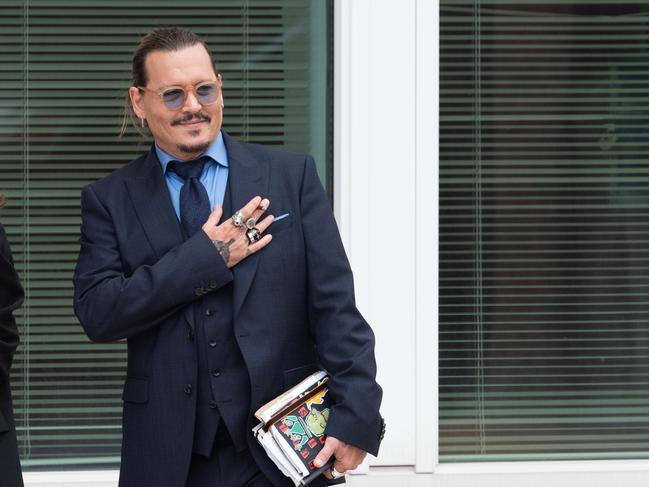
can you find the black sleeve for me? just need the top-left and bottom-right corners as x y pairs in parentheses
(298, 156), (385, 455)
(0, 223), (23, 379)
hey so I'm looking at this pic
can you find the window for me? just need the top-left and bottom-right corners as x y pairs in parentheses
(440, 1), (649, 461)
(1, 0), (332, 470)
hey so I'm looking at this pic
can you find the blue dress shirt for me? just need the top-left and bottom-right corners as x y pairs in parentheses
(156, 131), (229, 219)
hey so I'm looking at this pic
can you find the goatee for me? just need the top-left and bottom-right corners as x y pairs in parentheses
(178, 141), (210, 154)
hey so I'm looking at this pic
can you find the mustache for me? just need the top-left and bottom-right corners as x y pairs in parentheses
(172, 113), (211, 125)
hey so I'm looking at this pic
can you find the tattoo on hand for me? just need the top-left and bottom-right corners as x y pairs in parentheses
(213, 238), (235, 265)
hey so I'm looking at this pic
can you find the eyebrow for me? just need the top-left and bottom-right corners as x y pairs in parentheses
(153, 78), (218, 91)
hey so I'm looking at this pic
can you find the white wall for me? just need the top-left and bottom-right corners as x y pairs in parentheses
(334, 0), (420, 468)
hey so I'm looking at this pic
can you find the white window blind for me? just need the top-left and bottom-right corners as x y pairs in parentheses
(440, 0), (649, 461)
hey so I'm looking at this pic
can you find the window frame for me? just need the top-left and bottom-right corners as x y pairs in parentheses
(426, 0), (649, 483)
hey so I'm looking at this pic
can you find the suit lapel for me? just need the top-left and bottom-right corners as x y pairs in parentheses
(224, 133), (270, 320)
(125, 147), (185, 260)
(124, 148), (195, 328)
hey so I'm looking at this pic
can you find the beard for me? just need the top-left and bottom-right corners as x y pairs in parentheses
(177, 139), (210, 155)
(172, 112), (212, 155)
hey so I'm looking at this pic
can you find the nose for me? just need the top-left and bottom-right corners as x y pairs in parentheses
(182, 90), (201, 111)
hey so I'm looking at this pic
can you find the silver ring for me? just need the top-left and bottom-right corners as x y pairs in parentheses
(231, 210), (245, 227)
(245, 217), (257, 229)
(330, 467), (345, 479)
(246, 227), (262, 244)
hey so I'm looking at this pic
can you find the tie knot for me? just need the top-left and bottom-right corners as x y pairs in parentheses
(168, 157), (209, 180)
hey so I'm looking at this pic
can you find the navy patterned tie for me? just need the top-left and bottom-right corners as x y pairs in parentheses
(168, 157), (211, 238)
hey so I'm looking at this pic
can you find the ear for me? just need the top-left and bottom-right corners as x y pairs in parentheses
(129, 86), (146, 119)
(217, 73), (224, 108)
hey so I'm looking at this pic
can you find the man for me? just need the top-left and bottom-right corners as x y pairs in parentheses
(1, 195), (25, 487)
(73, 27), (384, 487)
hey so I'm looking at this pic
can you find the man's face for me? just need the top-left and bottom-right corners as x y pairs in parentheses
(129, 43), (223, 161)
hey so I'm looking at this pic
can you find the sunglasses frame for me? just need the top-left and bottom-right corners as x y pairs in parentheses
(137, 73), (222, 110)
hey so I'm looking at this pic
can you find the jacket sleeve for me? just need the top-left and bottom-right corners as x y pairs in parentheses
(73, 183), (233, 342)
(299, 156), (385, 456)
(0, 224), (23, 379)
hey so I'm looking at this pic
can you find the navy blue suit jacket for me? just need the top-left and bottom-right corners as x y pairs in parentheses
(73, 134), (383, 487)
(0, 223), (24, 487)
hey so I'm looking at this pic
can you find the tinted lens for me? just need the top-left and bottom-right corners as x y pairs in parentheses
(195, 83), (218, 105)
(162, 88), (185, 109)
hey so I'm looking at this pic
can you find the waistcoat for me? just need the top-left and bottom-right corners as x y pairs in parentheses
(191, 183), (251, 455)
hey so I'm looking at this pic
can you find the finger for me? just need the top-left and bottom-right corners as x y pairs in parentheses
(237, 195), (263, 220)
(313, 437), (337, 469)
(333, 459), (347, 474)
(246, 234), (272, 255)
(255, 215), (274, 233)
(335, 452), (362, 473)
(241, 198), (270, 229)
(249, 198), (270, 223)
(203, 204), (223, 229)
(335, 446), (365, 472)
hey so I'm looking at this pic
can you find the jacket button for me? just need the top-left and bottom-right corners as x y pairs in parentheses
(184, 383), (193, 395)
(211, 369), (221, 378)
(209, 399), (218, 409)
(205, 309), (214, 316)
(194, 288), (202, 296)
(209, 280), (217, 288)
(209, 339), (217, 348)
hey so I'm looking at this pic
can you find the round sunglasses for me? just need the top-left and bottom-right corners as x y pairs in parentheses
(138, 78), (221, 110)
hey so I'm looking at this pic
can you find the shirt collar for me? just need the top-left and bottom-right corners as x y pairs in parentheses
(156, 131), (229, 175)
